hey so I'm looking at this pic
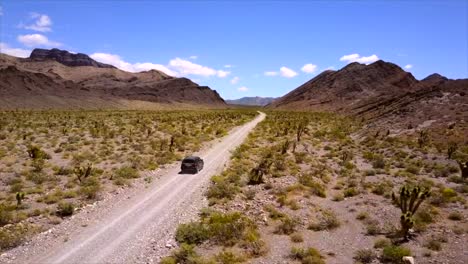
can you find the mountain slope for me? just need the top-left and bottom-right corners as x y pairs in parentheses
(226, 96), (276, 106)
(0, 49), (226, 109)
(269, 60), (468, 138)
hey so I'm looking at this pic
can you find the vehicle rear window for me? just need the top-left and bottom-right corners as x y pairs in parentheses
(183, 159), (195, 163)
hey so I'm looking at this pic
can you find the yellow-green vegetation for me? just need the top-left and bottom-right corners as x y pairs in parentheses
(166, 110), (467, 262)
(0, 109), (257, 250)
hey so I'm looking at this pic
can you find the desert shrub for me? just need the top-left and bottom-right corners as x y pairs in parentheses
(299, 174), (326, 197)
(332, 193), (344, 201)
(0, 223), (39, 250)
(0, 204), (14, 226)
(275, 217), (298, 235)
(214, 250), (244, 264)
(309, 209), (340, 231)
(290, 247), (325, 264)
(290, 232), (304, 243)
(353, 249), (376, 263)
(175, 222), (210, 245)
(80, 177), (101, 199)
(381, 245), (411, 263)
(344, 187), (359, 197)
(356, 211), (369, 221)
(365, 219), (381, 235)
(264, 205), (285, 220)
(115, 166), (139, 179)
(206, 180), (238, 201)
(56, 202), (75, 217)
(374, 237), (391, 248)
(372, 155), (386, 169)
(424, 239), (442, 251)
(448, 211), (463, 221)
(244, 189), (256, 200)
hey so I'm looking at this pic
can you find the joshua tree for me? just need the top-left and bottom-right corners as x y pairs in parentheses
(249, 154), (273, 185)
(447, 142), (458, 160)
(295, 119), (309, 142)
(417, 130), (429, 148)
(458, 161), (468, 180)
(75, 164), (93, 183)
(16, 192), (25, 207)
(280, 140), (290, 154)
(392, 186), (430, 240)
(169, 136), (175, 152)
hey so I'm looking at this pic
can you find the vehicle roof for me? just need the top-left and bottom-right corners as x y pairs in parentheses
(183, 156), (200, 160)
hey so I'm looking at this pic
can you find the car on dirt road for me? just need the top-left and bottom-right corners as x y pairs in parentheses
(181, 156), (204, 174)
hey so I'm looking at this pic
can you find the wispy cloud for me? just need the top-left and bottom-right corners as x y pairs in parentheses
(339, 53), (379, 64)
(91, 52), (230, 78)
(404, 64), (413, 70)
(237, 86), (248, 92)
(280, 66), (298, 78)
(217, 70), (230, 78)
(189, 55), (198, 60)
(90, 53), (177, 75)
(301, 63), (318, 74)
(17, 34), (61, 47)
(264, 71), (278, 76)
(0, 43), (31, 58)
(20, 13), (53, 32)
(230, 76), (239, 84)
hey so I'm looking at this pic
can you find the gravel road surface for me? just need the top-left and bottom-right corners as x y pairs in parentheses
(1, 112), (265, 264)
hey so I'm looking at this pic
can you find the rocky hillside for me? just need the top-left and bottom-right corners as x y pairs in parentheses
(0, 49), (226, 109)
(269, 60), (468, 141)
(226, 96), (276, 106)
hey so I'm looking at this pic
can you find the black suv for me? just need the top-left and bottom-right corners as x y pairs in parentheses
(181, 156), (204, 174)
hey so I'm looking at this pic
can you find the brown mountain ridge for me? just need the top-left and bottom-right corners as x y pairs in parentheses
(268, 60), (467, 140)
(0, 49), (226, 109)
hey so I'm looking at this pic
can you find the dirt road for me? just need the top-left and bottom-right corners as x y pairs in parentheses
(3, 112), (265, 264)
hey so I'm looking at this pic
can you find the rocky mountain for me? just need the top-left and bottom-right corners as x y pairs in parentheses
(269, 60), (468, 139)
(0, 49), (226, 109)
(226, 96), (276, 106)
(28, 48), (116, 68)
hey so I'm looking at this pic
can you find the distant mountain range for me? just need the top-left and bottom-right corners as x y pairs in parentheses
(0, 48), (226, 109)
(226, 96), (276, 106)
(268, 60), (468, 138)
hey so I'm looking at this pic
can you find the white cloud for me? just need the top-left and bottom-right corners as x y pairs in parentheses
(90, 52), (177, 76)
(301, 63), (318, 74)
(169, 57), (217, 77)
(0, 43), (31, 58)
(339, 53), (379, 64)
(189, 55), (198, 60)
(326, 66), (335, 70)
(404, 64), (413, 70)
(264, 71), (278, 76)
(22, 13), (52, 32)
(230, 76), (240, 84)
(224, 64), (232, 68)
(237, 86), (248, 92)
(217, 70), (230, 78)
(280, 66), (298, 78)
(91, 53), (228, 78)
(17, 34), (61, 47)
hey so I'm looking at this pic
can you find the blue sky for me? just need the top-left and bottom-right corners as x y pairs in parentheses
(1, 1), (466, 99)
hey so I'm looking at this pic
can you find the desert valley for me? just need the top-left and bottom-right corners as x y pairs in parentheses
(0, 1), (466, 264)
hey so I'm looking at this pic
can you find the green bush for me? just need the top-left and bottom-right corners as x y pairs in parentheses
(275, 217), (298, 235)
(80, 177), (101, 199)
(353, 249), (376, 263)
(290, 247), (325, 264)
(309, 209), (340, 231)
(175, 222), (210, 245)
(115, 166), (139, 179)
(374, 238), (391, 248)
(56, 202), (75, 217)
(381, 245), (411, 263)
